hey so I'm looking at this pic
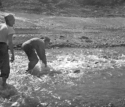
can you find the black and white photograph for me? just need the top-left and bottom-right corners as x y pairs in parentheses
(0, 0), (125, 107)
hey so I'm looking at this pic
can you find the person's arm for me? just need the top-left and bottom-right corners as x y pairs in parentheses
(36, 45), (47, 67)
(41, 53), (47, 67)
(39, 49), (47, 67)
(8, 34), (14, 62)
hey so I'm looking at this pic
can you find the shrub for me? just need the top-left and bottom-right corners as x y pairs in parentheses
(77, 0), (125, 6)
(0, 0), (2, 7)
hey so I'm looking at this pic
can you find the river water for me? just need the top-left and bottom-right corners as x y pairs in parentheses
(2, 47), (125, 107)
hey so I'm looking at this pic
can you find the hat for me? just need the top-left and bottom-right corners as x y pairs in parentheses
(41, 36), (50, 42)
(4, 14), (15, 20)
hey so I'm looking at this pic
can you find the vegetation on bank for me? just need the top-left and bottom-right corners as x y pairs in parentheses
(1, 0), (125, 7)
(0, 0), (125, 17)
(1, 0), (125, 49)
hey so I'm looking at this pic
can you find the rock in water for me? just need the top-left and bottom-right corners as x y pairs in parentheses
(11, 95), (42, 107)
(31, 62), (50, 77)
(0, 78), (18, 98)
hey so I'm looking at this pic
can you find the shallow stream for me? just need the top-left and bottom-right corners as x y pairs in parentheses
(2, 47), (125, 107)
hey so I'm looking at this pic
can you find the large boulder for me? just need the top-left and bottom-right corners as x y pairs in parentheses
(30, 62), (50, 77)
(0, 78), (18, 98)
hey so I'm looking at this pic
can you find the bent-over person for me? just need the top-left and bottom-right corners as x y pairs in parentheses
(22, 37), (50, 73)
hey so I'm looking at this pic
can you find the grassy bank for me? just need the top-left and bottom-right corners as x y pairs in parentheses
(1, 0), (125, 17)
(1, 11), (125, 49)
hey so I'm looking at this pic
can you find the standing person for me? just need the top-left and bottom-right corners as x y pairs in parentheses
(0, 14), (15, 88)
(22, 37), (50, 73)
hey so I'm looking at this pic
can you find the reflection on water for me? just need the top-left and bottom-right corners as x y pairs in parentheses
(2, 48), (125, 107)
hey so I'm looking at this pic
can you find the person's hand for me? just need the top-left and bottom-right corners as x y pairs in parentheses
(10, 55), (14, 62)
(44, 66), (50, 71)
(41, 65), (50, 72)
